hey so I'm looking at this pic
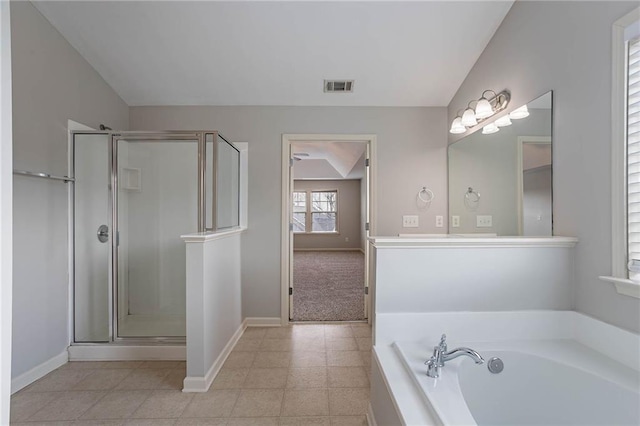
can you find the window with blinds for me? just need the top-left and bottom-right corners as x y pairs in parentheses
(627, 37), (640, 278)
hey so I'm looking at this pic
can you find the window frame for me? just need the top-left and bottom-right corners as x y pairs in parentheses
(604, 7), (640, 298)
(626, 35), (640, 281)
(292, 190), (307, 233)
(292, 189), (339, 234)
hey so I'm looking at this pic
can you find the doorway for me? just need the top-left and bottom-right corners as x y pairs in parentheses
(281, 134), (376, 324)
(516, 136), (552, 236)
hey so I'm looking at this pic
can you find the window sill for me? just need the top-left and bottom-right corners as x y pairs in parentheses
(294, 232), (339, 236)
(598, 276), (640, 299)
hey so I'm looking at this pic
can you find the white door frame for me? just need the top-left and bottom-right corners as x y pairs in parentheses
(281, 134), (377, 325)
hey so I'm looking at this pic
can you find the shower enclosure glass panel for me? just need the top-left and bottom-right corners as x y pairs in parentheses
(73, 133), (111, 342)
(116, 139), (197, 338)
(216, 135), (240, 229)
(72, 130), (237, 343)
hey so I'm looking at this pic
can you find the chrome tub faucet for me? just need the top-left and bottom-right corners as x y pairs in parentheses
(424, 334), (484, 378)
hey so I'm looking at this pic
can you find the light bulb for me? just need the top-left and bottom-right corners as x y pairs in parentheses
(449, 117), (466, 134)
(509, 104), (529, 119)
(482, 123), (499, 134)
(495, 115), (512, 127)
(475, 98), (493, 119)
(461, 108), (478, 127)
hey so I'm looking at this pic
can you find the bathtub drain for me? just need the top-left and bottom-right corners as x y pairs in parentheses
(488, 357), (504, 374)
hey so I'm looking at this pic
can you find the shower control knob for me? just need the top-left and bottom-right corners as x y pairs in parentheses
(97, 225), (109, 243)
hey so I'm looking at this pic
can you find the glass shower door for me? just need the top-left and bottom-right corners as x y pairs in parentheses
(73, 133), (112, 342)
(115, 137), (198, 338)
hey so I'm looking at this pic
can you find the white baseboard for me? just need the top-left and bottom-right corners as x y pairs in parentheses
(11, 350), (68, 394)
(68, 345), (186, 361)
(294, 248), (362, 252)
(183, 321), (247, 392)
(366, 403), (378, 426)
(244, 317), (282, 327)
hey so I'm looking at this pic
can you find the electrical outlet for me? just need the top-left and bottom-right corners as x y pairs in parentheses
(476, 215), (493, 228)
(451, 216), (460, 228)
(402, 215), (419, 228)
(435, 215), (444, 228)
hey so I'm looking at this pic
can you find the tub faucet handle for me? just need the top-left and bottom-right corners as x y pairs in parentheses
(424, 347), (442, 378)
(438, 334), (447, 352)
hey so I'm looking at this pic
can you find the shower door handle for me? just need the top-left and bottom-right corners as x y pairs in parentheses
(97, 225), (109, 243)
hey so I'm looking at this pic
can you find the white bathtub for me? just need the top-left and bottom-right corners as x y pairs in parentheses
(394, 339), (640, 425)
(370, 311), (640, 426)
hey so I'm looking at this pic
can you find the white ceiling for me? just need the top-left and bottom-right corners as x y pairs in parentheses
(33, 1), (514, 107)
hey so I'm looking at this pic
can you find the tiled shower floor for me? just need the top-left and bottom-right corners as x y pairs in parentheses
(11, 323), (372, 425)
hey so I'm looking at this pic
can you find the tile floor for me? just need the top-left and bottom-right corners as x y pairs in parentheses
(11, 323), (372, 425)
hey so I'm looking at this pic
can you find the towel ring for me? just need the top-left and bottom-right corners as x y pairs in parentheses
(464, 187), (480, 209)
(417, 187), (434, 203)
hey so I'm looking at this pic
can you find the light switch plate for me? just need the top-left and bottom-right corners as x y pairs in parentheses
(476, 215), (493, 227)
(403, 215), (419, 228)
(451, 216), (460, 228)
(435, 215), (444, 228)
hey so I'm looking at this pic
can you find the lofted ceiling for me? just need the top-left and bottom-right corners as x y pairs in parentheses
(293, 141), (367, 180)
(33, 1), (514, 107)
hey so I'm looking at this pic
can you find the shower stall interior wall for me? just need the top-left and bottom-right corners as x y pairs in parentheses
(72, 131), (239, 343)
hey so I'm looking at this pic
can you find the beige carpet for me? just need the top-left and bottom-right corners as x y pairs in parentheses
(292, 250), (365, 321)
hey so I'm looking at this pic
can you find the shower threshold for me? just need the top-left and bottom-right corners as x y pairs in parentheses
(118, 314), (186, 338)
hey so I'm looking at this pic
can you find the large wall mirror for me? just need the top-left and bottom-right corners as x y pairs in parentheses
(448, 91), (552, 236)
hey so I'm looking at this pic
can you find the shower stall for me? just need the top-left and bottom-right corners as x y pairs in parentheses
(71, 131), (240, 343)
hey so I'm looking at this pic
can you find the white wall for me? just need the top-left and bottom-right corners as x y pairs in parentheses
(0, 1), (12, 422)
(130, 106), (448, 318)
(183, 231), (243, 391)
(373, 244), (574, 314)
(447, 1), (640, 332)
(293, 179), (361, 250)
(11, 1), (129, 378)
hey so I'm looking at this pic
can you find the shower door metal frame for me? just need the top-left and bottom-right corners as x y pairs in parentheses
(71, 130), (224, 344)
(71, 130), (113, 343)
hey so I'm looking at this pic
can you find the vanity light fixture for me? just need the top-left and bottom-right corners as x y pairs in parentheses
(475, 90), (496, 119)
(494, 115), (512, 127)
(461, 105), (478, 127)
(449, 89), (510, 134)
(509, 104), (530, 119)
(482, 122), (500, 135)
(449, 116), (466, 134)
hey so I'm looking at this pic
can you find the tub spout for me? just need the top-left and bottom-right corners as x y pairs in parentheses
(425, 334), (484, 378)
(442, 347), (485, 364)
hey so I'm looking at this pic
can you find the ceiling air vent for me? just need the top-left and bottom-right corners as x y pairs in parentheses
(324, 80), (354, 93)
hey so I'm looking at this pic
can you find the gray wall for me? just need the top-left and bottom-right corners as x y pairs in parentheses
(448, 1), (640, 332)
(11, 1), (129, 377)
(293, 179), (361, 250)
(130, 106), (448, 318)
